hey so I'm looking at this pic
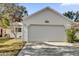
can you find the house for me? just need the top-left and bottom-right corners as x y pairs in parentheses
(0, 19), (23, 39)
(0, 7), (74, 42)
(23, 7), (74, 42)
(10, 22), (23, 39)
(9, 19), (23, 39)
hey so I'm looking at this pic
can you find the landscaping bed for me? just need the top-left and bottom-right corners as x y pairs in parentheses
(0, 39), (26, 56)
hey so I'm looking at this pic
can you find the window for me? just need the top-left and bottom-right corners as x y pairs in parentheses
(15, 28), (22, 32)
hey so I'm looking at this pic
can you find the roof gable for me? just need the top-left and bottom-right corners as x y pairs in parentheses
(23, 7), (73, 23)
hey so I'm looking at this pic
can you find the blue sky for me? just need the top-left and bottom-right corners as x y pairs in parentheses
(19, 3), (79, 15)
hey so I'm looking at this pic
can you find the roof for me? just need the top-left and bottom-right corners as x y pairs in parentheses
(23, 7), (74, 23)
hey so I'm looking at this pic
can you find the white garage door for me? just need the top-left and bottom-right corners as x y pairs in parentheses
(28, 25), (67, 42)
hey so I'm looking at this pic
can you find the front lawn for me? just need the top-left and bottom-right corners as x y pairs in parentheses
(0, 39), (26, 56)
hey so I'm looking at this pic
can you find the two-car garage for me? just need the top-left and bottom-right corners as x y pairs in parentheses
(23, 7), (72, 42)
(28, 25), (67, 42)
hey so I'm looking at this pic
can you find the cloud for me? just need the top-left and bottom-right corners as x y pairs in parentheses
(61, 3), (79, 6)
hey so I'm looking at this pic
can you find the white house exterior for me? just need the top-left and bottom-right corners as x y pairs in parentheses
(0, 18), (24, 39)
(23, 7), (73, 42)
(10, 22), (23, 39)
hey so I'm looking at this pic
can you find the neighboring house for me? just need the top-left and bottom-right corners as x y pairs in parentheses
(9, 19), (23, 39)
(0, 18), (23, 39)
(23, 7), (74, 42)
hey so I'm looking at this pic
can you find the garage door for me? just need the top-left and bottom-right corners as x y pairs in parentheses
(28, 25), (67, 42)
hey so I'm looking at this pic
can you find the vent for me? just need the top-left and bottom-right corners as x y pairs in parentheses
(45, 20), (49, 23)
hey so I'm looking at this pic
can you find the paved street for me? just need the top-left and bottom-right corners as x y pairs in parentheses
(18, 42), (79, 56)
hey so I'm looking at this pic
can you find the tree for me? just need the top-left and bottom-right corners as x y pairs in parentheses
(63, 11), (75, 20)
(74, 11), (79, 22)
(0, 3), (28, 38)
(63, 11), (79, 22)
(0, 12), (10, 28)
(0, 3), (28, 22)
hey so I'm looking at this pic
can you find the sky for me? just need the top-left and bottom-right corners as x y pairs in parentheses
(19, 3), (79, 15)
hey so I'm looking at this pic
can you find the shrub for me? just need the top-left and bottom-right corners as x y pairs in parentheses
(66, 28), (76, 43)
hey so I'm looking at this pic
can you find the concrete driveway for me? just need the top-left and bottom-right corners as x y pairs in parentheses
(18, 42), (79, 56)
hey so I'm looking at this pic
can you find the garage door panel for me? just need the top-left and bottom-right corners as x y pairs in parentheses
(28, 25), (66, 42)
